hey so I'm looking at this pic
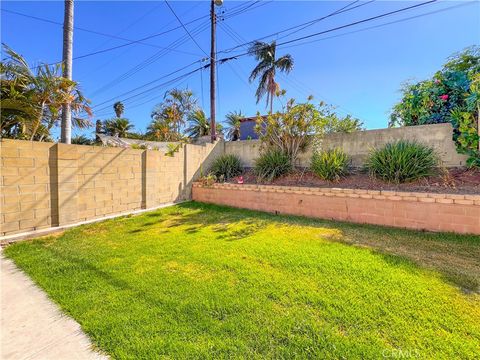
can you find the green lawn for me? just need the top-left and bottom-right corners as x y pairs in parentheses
(4, 202), (480, 359)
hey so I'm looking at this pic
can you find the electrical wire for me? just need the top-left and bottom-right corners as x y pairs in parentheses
(164, 0), (209, 57)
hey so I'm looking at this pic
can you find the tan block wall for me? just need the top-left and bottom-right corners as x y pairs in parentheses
(1, 140), (55, 235)
(192, 184), (480, 235)
(1, 139), (223, 237)
(225, 123), (468, 168)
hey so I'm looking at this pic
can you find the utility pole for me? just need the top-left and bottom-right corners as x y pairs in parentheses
(210, 0), (217, 143)
(210, 0), (223, 143)
(61, 0), (74, 144)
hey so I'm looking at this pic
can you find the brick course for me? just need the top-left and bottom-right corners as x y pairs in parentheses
(192, 183), (480, 235)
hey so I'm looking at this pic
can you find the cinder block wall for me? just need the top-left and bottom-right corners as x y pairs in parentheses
(225, 123), (468, 168)
(1, 139), (223, 237)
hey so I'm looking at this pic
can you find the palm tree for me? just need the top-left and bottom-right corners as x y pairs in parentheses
(113, 101), (124, 118)
(152, 88), (197, 135)
(185, 109), (210, 138)
(224, 110), (243, 141)
(61, 0), (74, 144)
(1, 45), (91, 141)
(248, 41), (293, 113)
(71, 134), (93, 145)
(146, 116), (179, 142)
(104, 118), (133, 138)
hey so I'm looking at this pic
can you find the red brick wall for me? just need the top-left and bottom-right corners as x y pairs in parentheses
(192, 183), (480, 235)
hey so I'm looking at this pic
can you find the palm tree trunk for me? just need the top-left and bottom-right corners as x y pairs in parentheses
(61, 0), (74, 144)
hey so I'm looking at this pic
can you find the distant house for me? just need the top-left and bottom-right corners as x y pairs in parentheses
(239, 115), (267, 140)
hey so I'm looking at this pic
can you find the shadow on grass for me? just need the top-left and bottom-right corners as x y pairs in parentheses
(175, 202), (480, 293)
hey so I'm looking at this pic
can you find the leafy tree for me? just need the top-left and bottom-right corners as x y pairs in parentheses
(224, 110), (243, 141)
(151, 88), (197, 136)
(113, 101), (125, 118)
(248, 41), (293, 113)
(146, 113), (182, 142)
(103, 118), (134, 138)
(1, 44), (92, 141)
(324, 112), (364, 134)
(390, 46), (479, 166)
(255, 96), (320, 164)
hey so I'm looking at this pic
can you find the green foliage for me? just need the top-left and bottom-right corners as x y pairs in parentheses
(256, 97), (320, 164)
(165, 142), (182, 157)
(311, 148), (349, 181)
(224, 110), (243, 141)
(1, 44), (92, 141)
(150, 88), (197, 140)
(102, 118), (134, 138)
(71, 134), (94, 145)
(4, 203), (480, 358)
(248, 40), (294, 112)
(256, 96), (363, 168)
(130, 143), (148, 150)
(390, 46), (480, 166)
(210, 154), (243, 181)
(323, 113), (364, 134)
(254, 149), (292, 181)
(364, 140), (439, 183)
(185, 109), (222, 139)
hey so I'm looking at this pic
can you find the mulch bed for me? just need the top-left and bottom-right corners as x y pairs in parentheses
(229, 168), (480, 195)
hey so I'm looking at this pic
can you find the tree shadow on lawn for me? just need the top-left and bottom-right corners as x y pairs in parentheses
(172, 202), (480, 293)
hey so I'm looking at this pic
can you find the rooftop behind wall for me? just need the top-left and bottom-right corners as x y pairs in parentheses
(225, 123), (468, 168)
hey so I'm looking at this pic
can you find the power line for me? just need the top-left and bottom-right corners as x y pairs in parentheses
(89, 1), (273, 108)
(279, 1), (477, 51)
(218, 0), (374, 54)
(93, 65), (206, 114)
(216, 0), (439, 63)
(92, 60), (202, 109)
(90, 0), (444, 115)
(2, 8), (205, 61)
(164, 0), (209, 57)
(90, 20), (210, 97)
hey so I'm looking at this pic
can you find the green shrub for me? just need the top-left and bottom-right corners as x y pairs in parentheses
(210, 154), (243, 181)
(254, 149), (292, 181)
(364, 140), (439, 183)
(311, 148), (349, 181)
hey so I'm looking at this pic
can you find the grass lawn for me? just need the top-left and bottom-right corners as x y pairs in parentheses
(4, 202), (480, 359)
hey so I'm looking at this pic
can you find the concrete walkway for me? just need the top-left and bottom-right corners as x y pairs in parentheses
(1, 254), (108, 360)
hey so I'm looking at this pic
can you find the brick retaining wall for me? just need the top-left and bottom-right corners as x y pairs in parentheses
(192, 183), (480, 235)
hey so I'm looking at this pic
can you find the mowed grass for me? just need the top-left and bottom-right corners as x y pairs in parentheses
(4, 202), (480, 359)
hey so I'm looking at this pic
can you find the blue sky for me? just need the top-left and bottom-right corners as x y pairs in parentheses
(2, 1), (479, 139)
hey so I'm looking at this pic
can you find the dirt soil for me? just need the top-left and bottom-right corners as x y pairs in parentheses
(229, 168), (480, 195)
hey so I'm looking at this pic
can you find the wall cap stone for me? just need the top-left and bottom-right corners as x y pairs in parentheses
(192, 182), (480, 206)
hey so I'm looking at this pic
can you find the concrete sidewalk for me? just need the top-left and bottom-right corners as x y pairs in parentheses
(1, 254), (108, 360)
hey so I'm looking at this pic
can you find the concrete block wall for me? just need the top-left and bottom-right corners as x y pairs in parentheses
(1, 139), (222, 237)
(193, 183), (480, 235)
(1, 141), (55, 235)
(225, 123), (468, 168)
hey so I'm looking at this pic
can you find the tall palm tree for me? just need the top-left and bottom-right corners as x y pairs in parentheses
(113, 101), (124, 118)
(248, 41), (293, 113)
(224, 110), (243, 141)
(104, 118), (133, 138)
(61, 0), (74, 144)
